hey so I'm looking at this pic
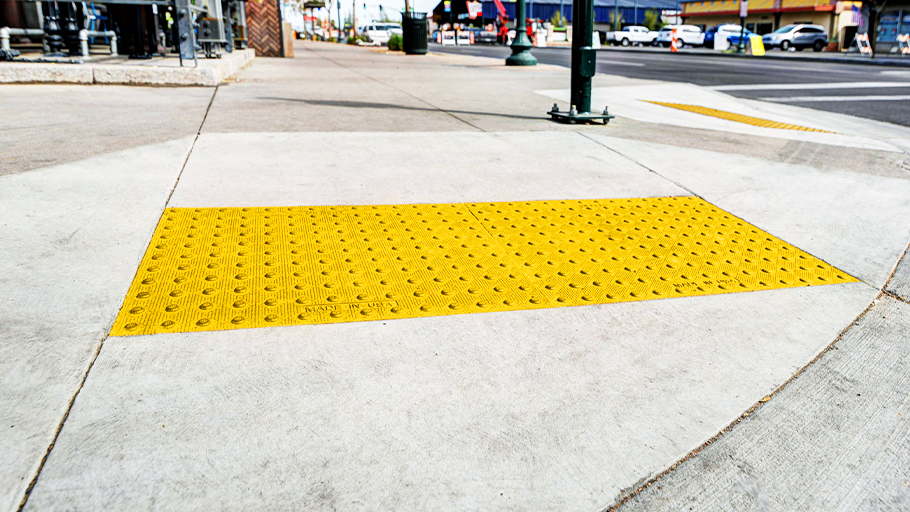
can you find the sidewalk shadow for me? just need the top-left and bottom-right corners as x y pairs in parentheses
(257, 97), (544, 121)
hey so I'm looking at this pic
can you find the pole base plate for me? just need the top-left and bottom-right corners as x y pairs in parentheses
(547, 109), (614, 125)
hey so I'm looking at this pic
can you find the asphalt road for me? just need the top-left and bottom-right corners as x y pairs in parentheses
(432, 44), (910, 127)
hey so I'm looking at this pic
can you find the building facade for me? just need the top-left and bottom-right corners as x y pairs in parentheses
(681, 0), (910, 51)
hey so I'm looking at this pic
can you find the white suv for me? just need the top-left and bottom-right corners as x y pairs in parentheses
(762, 24), (828, 52)
(656, 25), (704, 48)
(360, 23), (403, 46)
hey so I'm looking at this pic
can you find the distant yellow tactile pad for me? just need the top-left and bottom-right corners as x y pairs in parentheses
(645, 101), (833, 133)
(111, 197), (856, 336)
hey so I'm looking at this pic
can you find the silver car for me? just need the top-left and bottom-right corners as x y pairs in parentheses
(762, 24), (828, 52)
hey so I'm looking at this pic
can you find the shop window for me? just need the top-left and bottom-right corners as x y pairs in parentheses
(876, 10), (904, 42)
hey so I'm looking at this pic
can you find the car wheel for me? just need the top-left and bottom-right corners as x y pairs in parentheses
(781, 40), (791, 51)
(813, 40), (824, 52)
(621, 38), (630, 47)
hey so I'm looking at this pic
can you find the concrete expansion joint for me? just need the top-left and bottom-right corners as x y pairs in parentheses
(609, 236), (910, 511)
(882, 289), (909, 304)
(15, 335), (109, 512)
(608, 295), (881, 511)
(13, 85), (220, 512)
(302, 44), (486, 132)
(578, 132), (701, 201)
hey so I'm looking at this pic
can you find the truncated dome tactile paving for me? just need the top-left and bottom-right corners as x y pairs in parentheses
(111, 197), (858, 336)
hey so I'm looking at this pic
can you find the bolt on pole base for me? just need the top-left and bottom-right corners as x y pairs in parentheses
(547, 104), (614, 125)
(548, 0), (611, 125)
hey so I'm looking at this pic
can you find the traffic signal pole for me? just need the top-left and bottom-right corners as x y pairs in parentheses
(547, 0), (613, 124)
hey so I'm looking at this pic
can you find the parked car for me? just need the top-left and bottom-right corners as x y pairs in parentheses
(475, 30), (498, 44)
(360, 23), (403, 46)
(656, 25), (704, 48)
(704, 24), (744, 47)
(725, 27), (756, 47)
(762, 24), (828, 51)
(605, 25), (659, 46)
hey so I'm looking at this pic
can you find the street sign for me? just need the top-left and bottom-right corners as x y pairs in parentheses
(444, 1), (451, 12)
(739, 0), (748, 18)
(467, 1), (483, 19)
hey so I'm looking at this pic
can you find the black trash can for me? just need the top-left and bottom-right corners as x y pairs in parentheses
(401, 11), (428, 55)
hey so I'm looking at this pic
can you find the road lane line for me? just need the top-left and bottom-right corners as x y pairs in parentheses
(711, 82), (910, 91)
(760, 95), (910, 102)
(597, 60), (646, 66)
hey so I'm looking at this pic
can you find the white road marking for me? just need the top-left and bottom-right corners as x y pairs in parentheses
(710, 82), (910, 91)
(599, 60), (646, 67)
(760, 95), (910, 102)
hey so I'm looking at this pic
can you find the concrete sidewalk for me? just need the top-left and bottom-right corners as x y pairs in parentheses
(2, 41), (909, 511)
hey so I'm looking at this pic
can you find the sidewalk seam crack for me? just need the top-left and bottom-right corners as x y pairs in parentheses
(16, 335), (108, 512)
(15, 85), (220, 511)
(164, 84), (219, 207)
(605, 237), (910, 512)
(302, 44), (485, 132)
(578, 131), (881, 290)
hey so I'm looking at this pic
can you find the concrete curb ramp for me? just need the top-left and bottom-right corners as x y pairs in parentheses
(3, 130), (909, 510)
(0, 49), (255, 86)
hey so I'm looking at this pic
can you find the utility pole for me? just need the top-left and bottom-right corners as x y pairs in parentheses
(352, 0), (357, 36)
(547, 0), (612, 123)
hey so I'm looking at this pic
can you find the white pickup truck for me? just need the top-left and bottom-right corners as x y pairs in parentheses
(605, 26), (659, 47)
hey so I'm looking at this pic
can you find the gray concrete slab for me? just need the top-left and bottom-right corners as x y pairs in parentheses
(25, 283), (874, 511)
(0, 85), (212, 175)
(205, 41), (638, 134)
(619, 295), (910, 512)
(167, 131), (687, 207)
(0, 138), (190, 511)
(598, 116), (910, 180)
(585, 134), (910, 289)
(204, 44), (472, 133)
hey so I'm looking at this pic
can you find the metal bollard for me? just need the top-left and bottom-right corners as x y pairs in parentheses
(79, 29), (89, 58)
(79, 29), (118, 57)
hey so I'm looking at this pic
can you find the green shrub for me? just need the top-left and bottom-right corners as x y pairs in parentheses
(387, 34), (403, 51)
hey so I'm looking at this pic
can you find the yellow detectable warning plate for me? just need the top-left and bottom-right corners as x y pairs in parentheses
(111, 197), (856, 336)
(644, 101), (833, 133)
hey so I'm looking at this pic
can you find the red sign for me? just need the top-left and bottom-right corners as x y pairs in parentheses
(493, 0), (507, 17)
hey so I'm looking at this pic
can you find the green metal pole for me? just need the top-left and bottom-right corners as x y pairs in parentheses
(572, 0), (594, 113)
(506, 0), (537, 65)
(547, 0), (612, 123)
